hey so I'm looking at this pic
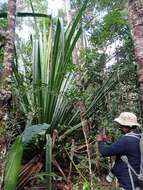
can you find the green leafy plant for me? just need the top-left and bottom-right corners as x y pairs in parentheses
(3, 137), (23, 190)
(82, 181), (90, 190)
(13, 0), (89, 129)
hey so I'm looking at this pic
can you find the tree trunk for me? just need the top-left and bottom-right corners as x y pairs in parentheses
(0, 0), (16, 187)
(2, 0), (16, 80)
(128, 0), (143, 116)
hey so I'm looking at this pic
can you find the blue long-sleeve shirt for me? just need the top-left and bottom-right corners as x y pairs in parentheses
(98, 133), (140, 190)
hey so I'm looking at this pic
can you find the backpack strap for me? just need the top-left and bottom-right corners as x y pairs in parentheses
(121, 156), (143, 189)
(125, 133), (140, 140)
(121, 156), (139, 176)
(121, 156), (137, 190)
(122, 133), (143, 189)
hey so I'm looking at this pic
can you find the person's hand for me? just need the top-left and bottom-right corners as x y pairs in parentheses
(96, 134), (112, 142)
(96, 134), (103, 142)
(102, 134), (112, 142)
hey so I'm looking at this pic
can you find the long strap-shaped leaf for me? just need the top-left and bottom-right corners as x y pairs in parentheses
(0, 12), (51, 18)
(14, 0), (89, 128)
(64, 0), (89, 49)
(4, 136), (23, 190)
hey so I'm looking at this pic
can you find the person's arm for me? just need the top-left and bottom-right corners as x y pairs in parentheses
(96, 135), (126, 157)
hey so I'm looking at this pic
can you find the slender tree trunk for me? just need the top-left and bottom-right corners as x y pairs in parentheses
(64, 0), (72, 25)
(73, 40), (93, 189)
(0, 0), (16, 187)
(128, 0), (143, 116)
(64, 1), (93, 189)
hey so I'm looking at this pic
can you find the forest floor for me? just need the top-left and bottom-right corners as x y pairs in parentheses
(52, 179), (119, 190)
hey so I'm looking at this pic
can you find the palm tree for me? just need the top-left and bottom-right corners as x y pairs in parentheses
(128, 0), (143, 116)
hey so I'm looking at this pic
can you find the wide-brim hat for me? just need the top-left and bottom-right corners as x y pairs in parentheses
(114, 112), (140, 127)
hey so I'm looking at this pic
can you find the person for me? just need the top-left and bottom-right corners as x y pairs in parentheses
(96, 112), (141, 190)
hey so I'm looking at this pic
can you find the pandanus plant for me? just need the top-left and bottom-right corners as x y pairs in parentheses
(14, 1), (89, 129)
(4, 0), (118, 188)
(4, 1), (89, 190)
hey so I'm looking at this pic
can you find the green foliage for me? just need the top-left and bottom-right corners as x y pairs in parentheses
(4, 137), (23, 190)
(6, 0), (140, 189)
(25, 0), (47, 14)
(93, 0), (127, 10)
(13, 0), (89, 130)
(0, 2), (7, 65)
(81, 0), (139, 132)
(0, 2), (7, 29)
(82, 181), (90, 190)
(91, 9), (127, 46)
(34, 172), (56, 180)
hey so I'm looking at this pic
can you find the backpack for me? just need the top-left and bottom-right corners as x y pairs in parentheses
(121, 133), (143, 190)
